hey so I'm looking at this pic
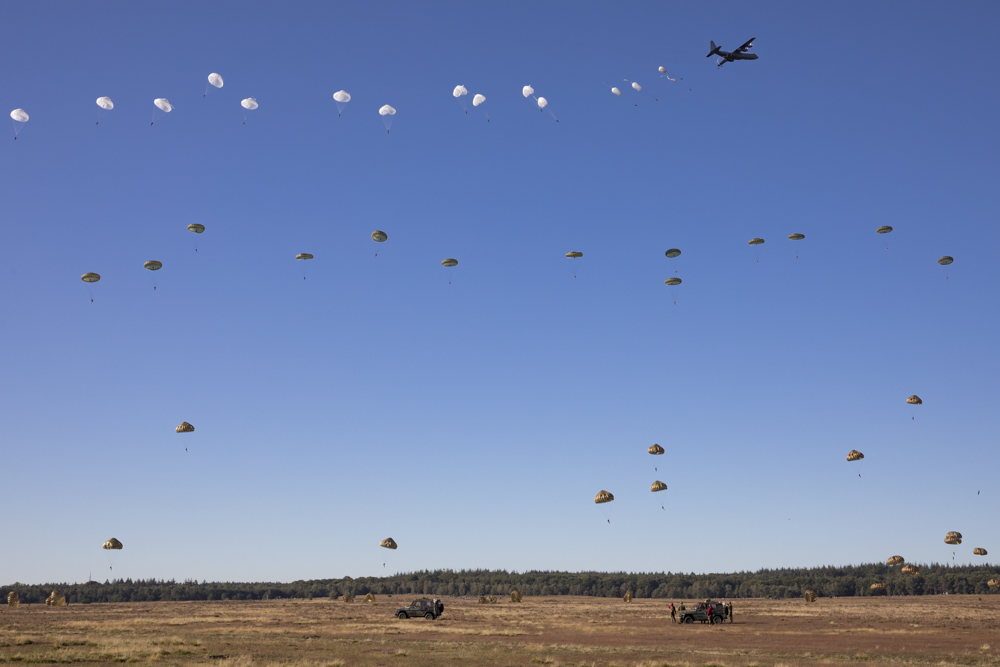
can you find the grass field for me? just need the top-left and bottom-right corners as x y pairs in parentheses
(2, 594), (999, 666)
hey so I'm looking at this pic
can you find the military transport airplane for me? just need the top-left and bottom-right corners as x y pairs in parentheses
(708, 38), (758, 67)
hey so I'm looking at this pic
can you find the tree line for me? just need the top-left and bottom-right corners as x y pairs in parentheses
(4, 563), (998, 604)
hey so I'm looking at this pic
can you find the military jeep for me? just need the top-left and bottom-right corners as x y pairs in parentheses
(677, 601), (726, 625)
(395, 597), (444, 620)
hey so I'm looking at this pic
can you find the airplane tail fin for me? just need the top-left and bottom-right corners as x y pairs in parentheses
(707, 40), (721, 58)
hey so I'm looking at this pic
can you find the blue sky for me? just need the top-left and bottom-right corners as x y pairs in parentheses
(1, 1), (998, 584)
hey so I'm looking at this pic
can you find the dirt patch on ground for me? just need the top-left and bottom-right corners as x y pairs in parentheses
(1, 594), (999, 666)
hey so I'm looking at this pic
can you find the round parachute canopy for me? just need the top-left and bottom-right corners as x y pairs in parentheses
(611, 87), (621, 96)
(10, 109), (28, 122)
(380, 537), (397, 550)
(46, 590), (66, 607)
(379, 104), (396, 116)
(631, 82), (642, 91)
(804, 590), (817, 603)
(871, 583), (886, 590)
(648, 444), (664, 455)
(176, 421), (195, 433)
(372, 230), (388, 242)
(295, 253), (313, 260)
(938, 256), (954, 266)
(81, 273), (101, 283)
(974, 547), (987, 556)
(946, 531), (962, 539)
(659, 66), (667, 73)
(749, 238), (765, 246)
(96, 97), (114, 110)
(473, 94), (486, 107)
(788, 233), (805, 241)
(901, 564), (920, 575)
(452, 85), (467, 98)
(665, 278), (682, 286)
(208, 73), (224, 89)
(665, 248), (681, 258)
(154, 98), (173, 113)
(7, 592), (18, 607)
(886, 555), (904, 565)
(143, 260), (162, 271)
(846, 449), (864, 461)
(537, 97), (548, 109)
(566, 251), (583, 258)
(906, 395), (922, 405)
(241, 98), (258, 110)
(522, 85), (534, 98)
(442, 258), (458, 267)
(989, 579), (1000, 588)
(945, 536), (962, 545)
(876, 226), (893, 234)
(651, 480), (667, 492)
(333, 90), (351, 103)
(187, 223), (205, 234)
(594, 490), (614, 504)
(103, 538), (123, 550)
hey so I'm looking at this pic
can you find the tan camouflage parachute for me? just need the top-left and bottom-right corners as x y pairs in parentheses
(478, 596), (497, 604)
(901, 565), (920, 575)
(947, 531), (962, 539)
(945, 531), (962, 545)
(665, 277), (682, 286)
(343, 594), (354, 602)
(788, 233), (805, 241)
(46, 590), (66, 606)
(442, 258), (458, 267)
(187, 224), (206, 234)
(372, 230), (388, 242)
(565, 251), (583, 258)
(295, 253), (313, 261)
(989, 579), (1000, 588)
(870, 583), (887, 591)
(665, 248), (681, 258)
(886, 555), (904, 565)
(103, 538), (123, 550)
(651, 481), (667, 492)
(876, 226), (893, 234)
(7, 592), (19, 607)
(847, 450), (864, 461)
(648, 444), (664, 455)
(974, 548), (987, 556)
(143, 260), (162, 271)
(510, 590), (522, 603)
(594, 490), (614, 504)
(363, 593), (376, 603)
(623, 590), (633, 602)
(176, 422), (195, 433)
(749, 238), (765, 246)
(81, 272), (100, 283)
(938, 256), (954, 266)
(804, 590), (817, 602)
(380, 537), (397, 550)
(907, 395), (923, 405)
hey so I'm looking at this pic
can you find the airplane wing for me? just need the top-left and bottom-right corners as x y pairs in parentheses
(736, 37), (755, 52)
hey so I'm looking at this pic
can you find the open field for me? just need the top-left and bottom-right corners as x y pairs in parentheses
(2, 595), (999, 667)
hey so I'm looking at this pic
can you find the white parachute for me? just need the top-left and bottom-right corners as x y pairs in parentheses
(379, 104), (396, 133)
(241, 98), (258, 110)
(10, 109), (28, 139)
(453, 85), (468, 113)
(631, 82), (642, 91)
(537, 97), (548, 109)
(333, 90), (351, 116)
(522, 85), (534, 98)
(208, 73), (224, 88)
(611, 87), (621, 96)
(96, 97), (114, 111)
(154, 99), (173, 113)
(473, 94), (486, 107)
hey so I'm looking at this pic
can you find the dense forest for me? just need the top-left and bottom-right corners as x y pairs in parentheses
(4, 564), (998, 604)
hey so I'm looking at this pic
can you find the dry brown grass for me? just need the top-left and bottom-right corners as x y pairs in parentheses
(1, 595), (999, 666)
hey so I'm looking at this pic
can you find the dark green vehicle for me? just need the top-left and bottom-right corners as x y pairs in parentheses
(395, 597), (444, 620)
(678, 601), (726, 625)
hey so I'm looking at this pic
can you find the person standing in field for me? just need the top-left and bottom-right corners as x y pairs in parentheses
(728, 602), (734, 623)
(706, 604), (713, 622)
(669, 602), (676, 623)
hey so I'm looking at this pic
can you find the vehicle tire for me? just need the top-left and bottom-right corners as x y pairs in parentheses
(712, 615), (723, 625)
(683, 616), (694, 624)
(397, 612), (407, 620)
(424, 612), (434, 620)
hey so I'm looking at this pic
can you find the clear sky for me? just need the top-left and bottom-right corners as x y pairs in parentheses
(1, 1), (998, 585)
